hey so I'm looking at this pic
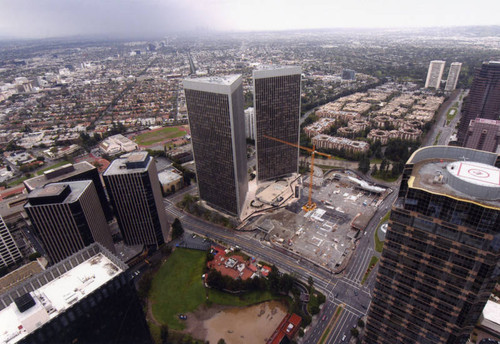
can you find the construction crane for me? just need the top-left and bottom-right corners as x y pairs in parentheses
(263, 135), (333, 212)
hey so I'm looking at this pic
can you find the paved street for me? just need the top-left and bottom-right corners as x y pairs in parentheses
(161, 89), (453, 342)
(163, 183), (398, 344)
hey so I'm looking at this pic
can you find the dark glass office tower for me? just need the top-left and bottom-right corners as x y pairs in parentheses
(24, 162), (113, 221)
(253, 66), (301, 182)
(183, 75), (248, 216)
(24, 181), (114, 263)
(365, 146), (500, 344)
(458, 61), (500, 144)
(103, 152), (168, 249)
(0, 243), (152, 344)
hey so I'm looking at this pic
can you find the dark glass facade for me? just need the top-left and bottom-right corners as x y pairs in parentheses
(103, 153), (168, 249)
(0, 244), (152, 344)
(24, 162), (113, 221)
(365, 148), (500, 344)
(24, 181), (114, 263)
(254, 70), (301, 181)
(184, 78), (248, 216)
(458, 61), (500, 144)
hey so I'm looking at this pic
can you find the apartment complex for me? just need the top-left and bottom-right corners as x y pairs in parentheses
(458, 61), (500, 144)
(183, 75), (248, 216)
(424, 60), (446, 89)
(365, 146), (500, 344)
(254, 66), (301, 181)
(24, 181), (114, 263)
(103, 152), (168, 249)
(445, 62), (462, 92)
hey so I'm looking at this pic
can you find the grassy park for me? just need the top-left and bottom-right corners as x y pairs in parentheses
(134, 126), (186, 146)
(148, 248), (280, 332)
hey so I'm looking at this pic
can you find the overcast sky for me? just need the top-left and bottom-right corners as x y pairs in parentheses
(1, 0), (499, 39)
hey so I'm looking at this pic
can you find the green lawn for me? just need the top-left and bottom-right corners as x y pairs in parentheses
(134, 126), (185, 146)
(208, 289), (278, 307)
(36, 161), (71, 175)
(149, 248), (207, 330)
(7, 176), (29, 187)
(149, 248), (283, 331)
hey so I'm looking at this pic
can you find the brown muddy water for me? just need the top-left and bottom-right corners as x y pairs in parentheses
(204, 300), (287, 344)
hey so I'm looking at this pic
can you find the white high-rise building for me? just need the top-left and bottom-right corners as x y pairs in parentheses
(445, 62), (462, 92)
(245, 107), (255, 140)
(425, 60), (446, 89)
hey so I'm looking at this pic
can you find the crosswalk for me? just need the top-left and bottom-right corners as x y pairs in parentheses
(163, 200), (185, 219)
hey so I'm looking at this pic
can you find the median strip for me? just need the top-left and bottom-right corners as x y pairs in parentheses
(317, 304), (344, 344)
(361, 256), (379, 285)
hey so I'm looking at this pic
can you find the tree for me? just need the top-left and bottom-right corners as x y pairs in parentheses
(371, 164), (378, 175)
(308, 276), (314, 291)
(351, 328), (359, 337)
(358, 319), (365, 328)
(358, 156), (370, 174)
(217, 339), (226, 344)
(171, 218), (184, 239)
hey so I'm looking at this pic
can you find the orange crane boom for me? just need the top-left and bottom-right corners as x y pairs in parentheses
(263, 135), (333, 212)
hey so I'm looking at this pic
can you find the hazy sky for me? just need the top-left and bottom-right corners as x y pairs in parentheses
(1, 0), (499, 39)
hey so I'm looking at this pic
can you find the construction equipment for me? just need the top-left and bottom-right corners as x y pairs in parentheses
(263, 135), (333, 212)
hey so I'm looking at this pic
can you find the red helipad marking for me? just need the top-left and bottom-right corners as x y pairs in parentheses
(467, 168), (490, 178)
(455, 162), (500, 186)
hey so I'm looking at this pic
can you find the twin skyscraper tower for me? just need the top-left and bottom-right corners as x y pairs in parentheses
(183, 66), (301, 217)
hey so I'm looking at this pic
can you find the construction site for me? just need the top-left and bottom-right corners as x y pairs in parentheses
(242, 167), (392, 272)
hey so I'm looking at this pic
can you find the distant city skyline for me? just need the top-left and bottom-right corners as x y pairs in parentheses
(0, 0), (499, 39)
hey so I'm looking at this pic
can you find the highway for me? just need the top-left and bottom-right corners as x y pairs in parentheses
(163, 183), (398, 344)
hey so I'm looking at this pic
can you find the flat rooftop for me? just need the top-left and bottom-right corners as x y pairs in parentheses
(253, 65), (301, 79)
(26, 180), (92, 206)
(23, 161), (95, 191)
(183, 74), (242, 94)
(103, 152), (152, 176)
(0, 248), (123, 343)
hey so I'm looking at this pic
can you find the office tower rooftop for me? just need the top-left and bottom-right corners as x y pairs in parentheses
(365, 146), (500, 344)
(24, 162), (113, 221)
(103, 152), (168, 247)
(183, 74), (248, 216)
(25, 180), (114, 263)
(458, 61), (500, 144)
(425, 60), (446, 89)
(0, 243), (151, 344)
(464, 118), (500, 153)
(254, 65), (301, 182)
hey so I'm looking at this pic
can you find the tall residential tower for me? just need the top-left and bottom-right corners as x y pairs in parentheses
(103, 152), (168, 248)
(254, 66), (301, 181)
(425, 60), (446, 89)
(445, 62), (462, 92)
(183, 75), (248, 216)
(365, 146), (500, 344)
(458, 61), (500, 144)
